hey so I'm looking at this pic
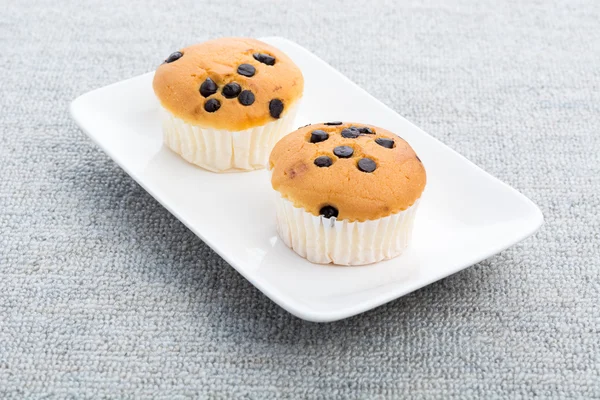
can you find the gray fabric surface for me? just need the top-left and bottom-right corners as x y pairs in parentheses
(1, 0), (599, 398)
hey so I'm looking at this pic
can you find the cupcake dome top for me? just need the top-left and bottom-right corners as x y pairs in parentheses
(269, 123), (426, 222)
(153, 38), (304, 131)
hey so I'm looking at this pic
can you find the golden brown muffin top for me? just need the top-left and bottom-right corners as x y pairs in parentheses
(269, 122), (426, 222)
(153, 37), (304, 131)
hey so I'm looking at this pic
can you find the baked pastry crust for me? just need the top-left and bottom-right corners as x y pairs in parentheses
(269, 123), (426, 222)
(153, 37), (304, 131)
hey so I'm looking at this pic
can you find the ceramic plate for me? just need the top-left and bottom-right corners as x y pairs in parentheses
(70, 37), (543, 322)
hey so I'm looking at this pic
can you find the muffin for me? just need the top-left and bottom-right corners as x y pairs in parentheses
(269, 122), (426, 265)
(153, 38), (304, 172)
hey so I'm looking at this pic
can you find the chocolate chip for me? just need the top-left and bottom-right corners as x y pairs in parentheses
(269, 99), (284, 118)
(165, 51), (183, 63)
(222, 82), (241, 98)
(416, 155), (422, 163)
(357, 158), (377, 173)
(299, 123), (311, 128)
(200, 78), (218, 97)
(341, 128), (360, 138)
(324, 121), (343, 126)
(238, 90), (255, 106)
(314, 156), (333, 168)
(204, 98), (221, 113)
(375, 138), (394, 149)
(333, 146), (354, 158)
(237, 64), (256, 77)
(310, 130), (329, 143)
(358, 126), (375, 134)
(320, 205), (339, 219)
(253, 52), (276, 66)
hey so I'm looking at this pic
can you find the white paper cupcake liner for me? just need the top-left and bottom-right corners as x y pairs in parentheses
(274, 195), (420, 265)
(161, 100), (300, 172)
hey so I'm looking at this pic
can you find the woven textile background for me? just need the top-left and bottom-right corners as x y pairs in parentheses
(1, 0), (599, 398)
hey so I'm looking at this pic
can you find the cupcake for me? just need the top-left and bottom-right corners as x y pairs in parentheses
(269, 122), (426, 265)
(153, 38), (304, 172)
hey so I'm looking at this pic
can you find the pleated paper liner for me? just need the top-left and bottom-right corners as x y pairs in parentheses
(161, 101), (300, 172)
(275, 195), (420, 265)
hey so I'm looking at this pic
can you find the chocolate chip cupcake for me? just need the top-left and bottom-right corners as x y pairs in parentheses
(153, 38), (304, 172)
(269, 122), (426, 265)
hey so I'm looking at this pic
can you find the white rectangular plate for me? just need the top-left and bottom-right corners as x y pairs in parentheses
(70, 37), (543, 322)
